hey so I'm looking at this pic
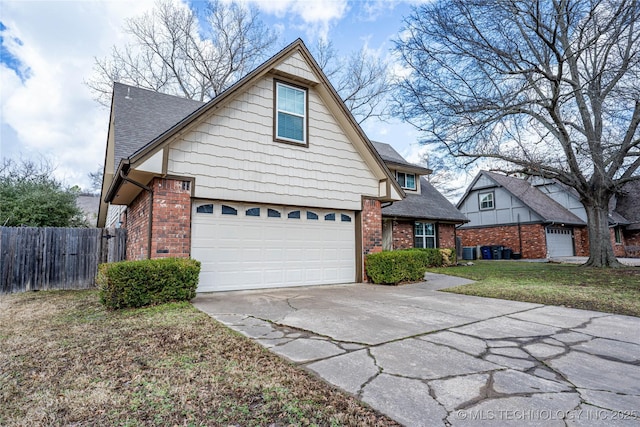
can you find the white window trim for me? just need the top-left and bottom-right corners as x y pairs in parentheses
(479, 191), (495, 210)
(275, 81), (307, 145)
(396, 171), (417, 190)
(415, 221), (436, 249)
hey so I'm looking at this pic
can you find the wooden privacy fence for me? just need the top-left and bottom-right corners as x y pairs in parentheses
(0, 227), (126, 294)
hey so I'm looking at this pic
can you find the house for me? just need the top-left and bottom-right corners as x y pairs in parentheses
(612, 180), (640, 256)
(456, 170), (639, 259)
(76, 194), (100, 227)
(371, 142), (468, 250)
(98, 39), (408, 292)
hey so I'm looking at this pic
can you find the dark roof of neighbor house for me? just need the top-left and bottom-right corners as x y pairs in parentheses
(616, 180), (640, 228)
(371, 141), (432, 175)
(481, 171), (586, 225)
(371, 141), (413, 166)
(373, 142), (467, 223)
(112, 82), (205, 173)
(382, 176), (469, 223)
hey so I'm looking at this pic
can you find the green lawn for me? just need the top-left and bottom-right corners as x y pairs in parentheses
(429, 260), (640, 317)
(0, 290), (396, 426)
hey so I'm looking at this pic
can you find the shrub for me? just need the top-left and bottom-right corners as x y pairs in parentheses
(439, 248), (456, 266)
(98, 258), (201, 309)
(366, 248), (444, 285)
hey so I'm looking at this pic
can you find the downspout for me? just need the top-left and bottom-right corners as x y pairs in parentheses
(517, 214), (523, 256)
(120, 170), (154, 259)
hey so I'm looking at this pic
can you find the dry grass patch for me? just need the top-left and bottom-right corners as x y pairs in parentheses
(0, 290), (397, 426)
(430, 261), (640, 317)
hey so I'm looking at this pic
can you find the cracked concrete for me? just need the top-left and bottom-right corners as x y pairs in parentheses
(193, 274), (640, 426)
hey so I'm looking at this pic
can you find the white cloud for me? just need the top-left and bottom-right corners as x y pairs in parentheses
(243, 0), (348, 40)
(0, 0), (156, 189)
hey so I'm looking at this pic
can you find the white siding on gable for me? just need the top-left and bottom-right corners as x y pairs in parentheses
(273, 51), (320, 84)
(471, 174), (495, 190)
(537, 183), (587, 221)
(459, 186), (543, 227)
(167, 76), (379, 210)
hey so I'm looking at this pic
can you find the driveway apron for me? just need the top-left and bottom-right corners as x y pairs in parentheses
(193, 273), (640, 426)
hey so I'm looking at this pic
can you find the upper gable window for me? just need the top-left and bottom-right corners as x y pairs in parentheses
(275, 81), (307, 145)
(479, 192), (494, 210)
(396, 172), (416, 190)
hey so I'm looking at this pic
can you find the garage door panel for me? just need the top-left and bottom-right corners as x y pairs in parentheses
(192, 201), (356, 291)
(546, 227), (574, 257)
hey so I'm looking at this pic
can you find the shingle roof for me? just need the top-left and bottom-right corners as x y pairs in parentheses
(382, 177), (468, 222)
(482, 171), (586, 225)
(112, 82), (205, 172)
(371, 141), (412, 165)
(615, 180), (640, 226)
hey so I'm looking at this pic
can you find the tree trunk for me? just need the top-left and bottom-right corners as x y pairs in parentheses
(582, 199), (623, 268)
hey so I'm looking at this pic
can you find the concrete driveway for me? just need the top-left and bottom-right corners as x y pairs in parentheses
(193, 273), (640, 426)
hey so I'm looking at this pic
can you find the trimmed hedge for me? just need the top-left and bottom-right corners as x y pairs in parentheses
(98, 258), (201, 309)
(365, 248), (453, 285)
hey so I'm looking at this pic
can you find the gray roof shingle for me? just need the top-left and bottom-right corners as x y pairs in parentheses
(482, 171), (586, 225)
(382, 176), (468, 222)
(112, 82), (205, 172)
(374, 142), (466, 222)
(615, 180), (640, 227)
(371, 141), (411, 165)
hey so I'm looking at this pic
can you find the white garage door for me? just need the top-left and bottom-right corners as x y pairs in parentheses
(191, 201), (356, 292)
(546, 227), (574, 257)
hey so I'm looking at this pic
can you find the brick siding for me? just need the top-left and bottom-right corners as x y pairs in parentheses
(623, 230), (640, 257)
(126, 188), (151, 260)
(362, 198), (382, 255)
(458, 224), (592, 259)
(573, 226), (590, 257)
(457, 224), (547, 259)
(391, 221), (413, 249)
(438, 223), (456, 249)
(150, 178), (191, 258)
(125, 177), (191, 261)
(361, 198), (382, 282)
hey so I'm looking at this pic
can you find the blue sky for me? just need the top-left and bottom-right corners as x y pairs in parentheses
(0, 0), (443, 191)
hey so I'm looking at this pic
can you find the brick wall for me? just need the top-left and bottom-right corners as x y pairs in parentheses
(611, 228), (625, 257)
(389, 220), (458, 250)
(362, 198), (382, 255)
(150, 178), (191, 258)
(361, 198), (381, 282)
(438, 223), (456, 249)
(392, 220), (413, 249)
(624, 230), (640, 246)
(126, 188), (151, 261)
(457, 224), (547, 259)
(623, 230), (640, 257)
(573, 226), (590, 257)
(125, 177), (192, 261)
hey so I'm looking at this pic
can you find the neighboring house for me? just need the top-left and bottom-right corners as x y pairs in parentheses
(612, 180), (640, 255)
(372, 142), (468, 250)
(457, 170), (639, 259)
(98, 39), (406, 292)
(76, 194), (100, 227)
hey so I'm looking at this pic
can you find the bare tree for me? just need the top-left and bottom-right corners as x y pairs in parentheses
(88, 165), (103, 194)
(419, 153), (468, 202)
(87, 0), (278, 106)
(395, 0), (640, 267)
(313, 40), (392, 124)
